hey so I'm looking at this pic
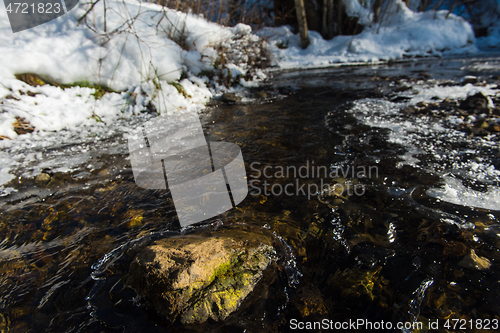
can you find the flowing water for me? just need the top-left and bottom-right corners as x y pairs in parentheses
(1, 56), (500, 332)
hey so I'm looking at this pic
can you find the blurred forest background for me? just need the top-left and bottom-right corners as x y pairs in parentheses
(148, 0), (500, 40)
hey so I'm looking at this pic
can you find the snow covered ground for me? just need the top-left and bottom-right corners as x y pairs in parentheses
(477, 22), (500, 50)
(260, 0), (479, 69)
(0, 0), (259, 140)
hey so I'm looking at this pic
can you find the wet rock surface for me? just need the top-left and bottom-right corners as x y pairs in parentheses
(34, 172), (51, 185)
(458, 249), (492, 270)
(220, 92), (242, 103)
(126, 227), (275, 324)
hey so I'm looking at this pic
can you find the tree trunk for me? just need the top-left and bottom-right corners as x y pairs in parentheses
(334, 0), (341, 36)
(418, 0), (430, 12)
(372, 0), (383, 23)
(321, 0), (335, 39)
(294, 0), (310, 49)
(326, 0), (335, 39)
(322, 0), (328, 37)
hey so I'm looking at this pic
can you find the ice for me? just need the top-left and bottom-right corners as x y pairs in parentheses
(349, 83), (500, 211)
(407, 84), (498, 105)
(428, 177), (500, 211)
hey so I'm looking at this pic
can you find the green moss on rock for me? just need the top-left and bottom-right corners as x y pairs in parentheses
(125, 226), (275, 324)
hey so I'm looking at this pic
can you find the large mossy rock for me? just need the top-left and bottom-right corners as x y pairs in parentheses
(125, 227), (275, 324)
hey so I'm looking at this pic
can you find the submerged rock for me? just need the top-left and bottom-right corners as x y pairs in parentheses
(458, 249), (492, 271)
(291, 284), (329, 317)
(35, 172), (51, 185)
(254, 91), (267, 99)
(221, 93), (242, 103)
(125, 227), (275, 324)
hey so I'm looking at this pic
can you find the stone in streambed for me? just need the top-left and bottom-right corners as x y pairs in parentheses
(125, 228), (274, 324)
(461, 75), (478, 85)
(459, 92), (489, 113)
(458, 249), (491, 271)
(221, 93), (242, 103)
(254, 91), (267, 99)
(35, 173), (51, 185)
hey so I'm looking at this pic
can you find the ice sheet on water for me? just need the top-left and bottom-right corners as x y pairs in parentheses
(349, 83), (500, 210)
(0, 110), (158, 189)
(428, 177), (500, 211)
(406, 84), (498, 105)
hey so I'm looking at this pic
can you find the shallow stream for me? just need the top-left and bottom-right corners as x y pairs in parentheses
(1, 55), (500, 332)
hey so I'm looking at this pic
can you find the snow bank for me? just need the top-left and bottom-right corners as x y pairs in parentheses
(477, 22), (500, 50)
(0, 0), (249, 90)
(344, 0), (372, 26)
(259, 0), (476, 69)
(0, 0), (259, 140)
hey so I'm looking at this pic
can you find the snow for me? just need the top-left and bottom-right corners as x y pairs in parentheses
(477, 22), (500, 50)
(344, 0), (373, 26)
(0, 0), (498, 196)
(259, 0), (477, 70)
(405, 83), (499, 105)
(0, 0), (247, 90)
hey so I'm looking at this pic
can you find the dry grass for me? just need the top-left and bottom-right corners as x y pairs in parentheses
(13, 117), (34, 135)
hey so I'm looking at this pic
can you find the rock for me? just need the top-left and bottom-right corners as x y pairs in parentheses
(126, 227), (274, 324)
(438, 81), (457, 87)
(221, 93), (242, 103)
(458, 249), (491, 270)
(394, 85), (411, 92)
(461, 75), (478, 85)
(35, 173), (51, 185)
(291, 284), (329, 317)
(441, 98), (458, 109)
(470, 126), (490, 137)
(254, 91), (267, 99)
(459, 92), (489, 113)
(123, 209), (144, 229)
(418, 72), (431, 79)
(484, 225), (500, 240)
(5, 95), (20, 101)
